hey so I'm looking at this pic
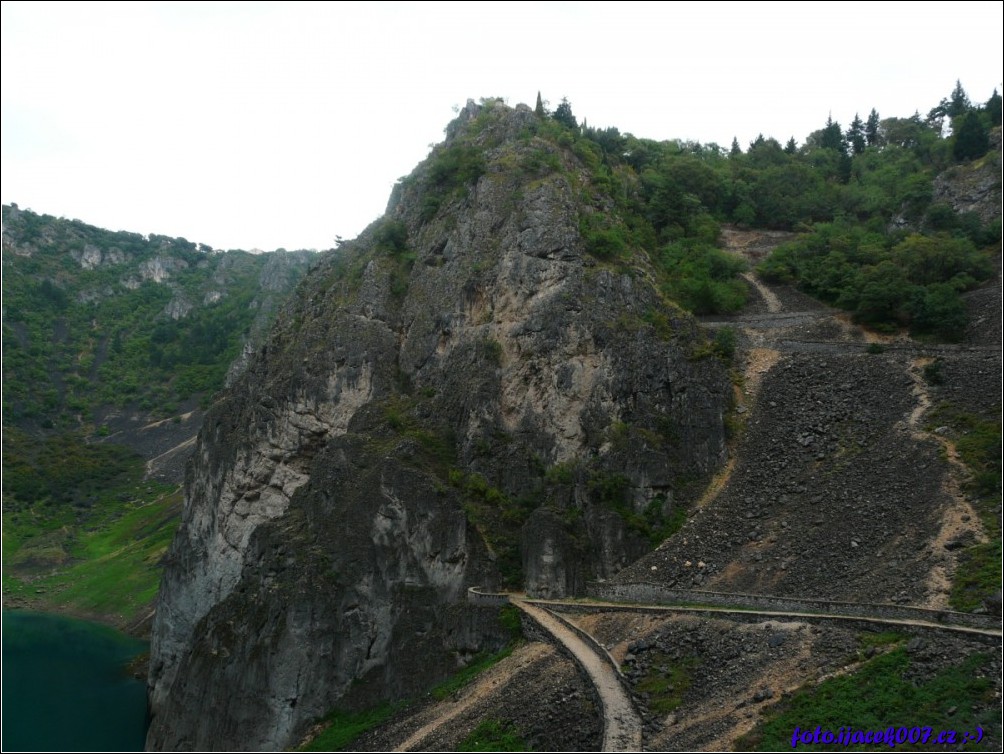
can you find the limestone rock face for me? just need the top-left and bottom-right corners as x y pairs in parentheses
(147, 100), (730, 750)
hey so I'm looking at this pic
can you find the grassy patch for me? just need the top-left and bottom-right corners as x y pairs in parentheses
(457, 720), (531, 752)
(951, 540), (1003, 612)
(498, 604), (523, 640)
(691, 327), (740, 363)
(926, 404), (1002, 611)
(737, 649), (998, 751)
(2, 430), (181, 623)
(858, 631), (906, 650)
(432, 643), (516, 701)
(3, 485), (181, 622)
(300, 704), (398, 752)
(925, 405), (1003, 502)
(634, 652), (697, 714)
(380, 396), (457, 476)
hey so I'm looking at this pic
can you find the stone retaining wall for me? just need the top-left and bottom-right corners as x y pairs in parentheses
(466, 586), (511, 607)
(586, 581), (1001, 631)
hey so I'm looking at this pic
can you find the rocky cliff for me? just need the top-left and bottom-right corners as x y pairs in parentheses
(146, 99), (730, 750)
(931, 144), (1002, 224)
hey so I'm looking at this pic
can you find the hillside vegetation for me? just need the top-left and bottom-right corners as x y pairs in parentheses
(3, 80), (999, 638)
(2, 205), (316, 429)
(513, 86), (1000, 339)
(2, 207), (316, 623)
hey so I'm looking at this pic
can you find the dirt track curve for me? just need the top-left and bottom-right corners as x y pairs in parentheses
(514, 599), (642, 751)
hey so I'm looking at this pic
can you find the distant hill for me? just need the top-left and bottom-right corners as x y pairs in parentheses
(1, 206), (318, 626)
(2, 203), (318, 438)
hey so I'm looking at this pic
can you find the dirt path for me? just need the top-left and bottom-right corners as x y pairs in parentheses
(513, 600), (642, 751)
(607, 222), (1001, 633)
(145, 435), (197, 476)
(393, 643), (551, 752)
(740, 271), (783, 313)
(903, 357), (988, 609)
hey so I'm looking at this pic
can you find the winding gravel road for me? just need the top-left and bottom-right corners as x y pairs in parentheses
(513, 599), (642, 752)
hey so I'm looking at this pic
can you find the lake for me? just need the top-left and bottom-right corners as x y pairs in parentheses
(2, 611), (149, 752)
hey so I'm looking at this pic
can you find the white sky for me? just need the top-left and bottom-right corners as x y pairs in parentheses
(2, 1), (1002, 252)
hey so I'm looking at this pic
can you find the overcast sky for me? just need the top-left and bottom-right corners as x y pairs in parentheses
(2, 1), (1001, 252)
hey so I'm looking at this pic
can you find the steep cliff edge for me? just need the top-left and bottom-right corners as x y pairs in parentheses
(146, 100), (730, 750)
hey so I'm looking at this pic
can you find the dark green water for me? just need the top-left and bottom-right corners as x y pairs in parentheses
(2, 611), (149, 752)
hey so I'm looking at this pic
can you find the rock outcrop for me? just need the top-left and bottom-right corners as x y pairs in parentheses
(931, 148), (1002, 223)
(147, 99), (730, 750)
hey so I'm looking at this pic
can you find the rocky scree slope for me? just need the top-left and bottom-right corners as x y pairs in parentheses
(617, 235), (1000, 612)
(146, 99), (731, 750)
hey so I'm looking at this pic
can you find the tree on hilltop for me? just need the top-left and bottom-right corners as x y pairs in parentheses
(846, 113), (866, 155)
(865, 108), (881, 147)
(948, 79), (971, 119)
(953, 109), (989, 161)
(820, 115), (847, 153)
(985, 88), (1002, 127)
(552, 97), (578, 130)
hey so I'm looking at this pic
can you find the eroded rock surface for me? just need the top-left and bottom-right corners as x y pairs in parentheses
(147, 101), (730, 750)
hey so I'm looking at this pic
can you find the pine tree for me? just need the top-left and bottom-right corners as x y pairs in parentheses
(986, 88), (1002, 127)
(846, 113), (866, 155)
(534, 91), (546, 118)
(729, 137), (742, 157)
(953, 110), (989, 161)
(784, 137), (798, 154)
(865, 108), (881, 146)
(947, 79), (971, 119)
(820, 115), (846, 153)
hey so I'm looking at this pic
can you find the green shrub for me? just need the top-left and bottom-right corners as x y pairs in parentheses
(458, 720), (530, 752)
(579, 215), (629, 260)
(373, 219), (409, 255)
(738, 649), (998, 751)
(712, 327), (737, 361)
(658, 241), (747, 314)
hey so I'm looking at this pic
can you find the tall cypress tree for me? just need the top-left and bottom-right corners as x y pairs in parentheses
(534, 91), (546, 118)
